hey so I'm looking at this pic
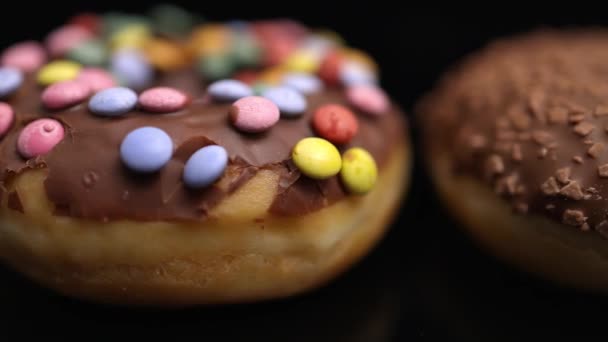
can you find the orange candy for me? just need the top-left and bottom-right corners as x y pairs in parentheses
(187, 24), (232, 57)
(144, 39), (190, 71)
(312, 104), (359, 144)
(318, 50), (344, 86)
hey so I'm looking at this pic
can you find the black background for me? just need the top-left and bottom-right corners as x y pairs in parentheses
(2, 2), (608, 340)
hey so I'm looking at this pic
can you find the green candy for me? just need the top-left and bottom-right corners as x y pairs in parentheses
(148, 4), (198, 37)
(102, 12), (150, 39)
(230, 34), (261, 68)
(197, 55), (235, 81)
(67, 40), (108, 66)
(251, 82), (271, 96)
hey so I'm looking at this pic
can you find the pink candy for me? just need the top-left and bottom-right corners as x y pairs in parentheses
(346, 84), (390, 115)
(138, 87), (189, 113)
(17, 118), (65, 158)
(76, 68), (116, 92)
(45, 25), (93, 57)
(41, 80), (91, 110)
(230, 96), (280, 133)
(0, 102), (14, 136)
(1, 41), (47, 72)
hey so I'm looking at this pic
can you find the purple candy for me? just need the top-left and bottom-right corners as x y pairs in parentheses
(111, 50), (153, 90)
(208, 79), (253, 102)
(183, 145), (228, 188)
(120, 126), (173, 173)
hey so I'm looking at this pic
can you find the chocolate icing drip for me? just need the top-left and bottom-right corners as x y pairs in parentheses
(0, 72), (405, 221)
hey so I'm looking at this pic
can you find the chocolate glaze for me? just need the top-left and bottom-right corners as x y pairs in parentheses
(420, 29), (608, 234)
(0, 71), (406, 221)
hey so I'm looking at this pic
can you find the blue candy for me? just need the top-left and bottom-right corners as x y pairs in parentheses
(207, 79), (253, 102)
(120, 127), (173, 173)
(111, 50), (153, 90)
(262, 86), (307, 117)
(0, 67), (23, 98)
(183, 145), (228, 188)
(89, 87), (138, 116)
(282, 72), (322, 94)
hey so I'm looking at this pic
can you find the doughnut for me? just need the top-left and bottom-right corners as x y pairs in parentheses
(0, 6), (410, 306)
(419, 29), (608, 291)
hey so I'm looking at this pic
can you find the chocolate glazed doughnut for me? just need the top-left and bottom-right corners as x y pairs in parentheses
(419, 29), (608, 291)
(0, 9), (410, 306)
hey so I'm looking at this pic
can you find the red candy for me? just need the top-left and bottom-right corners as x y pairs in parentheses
(45, 25), (93, 57)
(312, 104), (359, 144)
(76, 68), (116, 92)
(138, 87), (189, 113)
(17, 118), (65, 158)
(0, 102), (14, 136)
(233, 70), (260, 85)
(68, 13), (101, 34)
(346, 84), (390, 115)
(318, 50), (344, 86)
(41, 80), (91, 110)
(1, 41), (47, 72)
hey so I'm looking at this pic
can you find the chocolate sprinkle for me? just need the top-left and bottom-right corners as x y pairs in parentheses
(419, 29), (608, 236)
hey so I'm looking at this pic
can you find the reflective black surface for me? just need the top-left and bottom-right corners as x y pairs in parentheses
(2, 4), (608, 340)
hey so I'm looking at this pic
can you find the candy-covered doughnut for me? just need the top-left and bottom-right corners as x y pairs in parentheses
(0, 5), (410, 306)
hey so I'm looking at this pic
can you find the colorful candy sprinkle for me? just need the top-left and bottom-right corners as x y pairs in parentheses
(89, 87), (137, 116)
(340, 61), (377, 86)
(37, 60), (81, 86)
(110, 49), (153, 89)
(230, 33), (261, 68)
(312, 104), (359, 144)
(139, 87), (189, 113)
(340, 147), (377, 194)
(197, 54), (234, 81)
(144, 38), (189, 71)
(46, 25), (93, 57)
(230, 96), (280, 133)
(120, 126), (173, 173)
(0, 103), (14, 136)
(208, 79), (253, 102)
(318, 49), (343, 86)
(148, 4), (195, 36)
(282, 72), (322, 94)
(67, 39), (108, 66)
(183, 145), (228, 188)
(1, 41), (47, 72)
(346, 84), (389, 115)
(262, 86), (307, 117)
(76, 67), (116, 92)
(68, 13), (101, 34)
(41, 80), (91, 110)
(109, 24), (151, 50)
(283, 50), (318, 73)
(0, 67), (23, 98)
(292, 137), (342, 179)
(17, 118), (65, 158)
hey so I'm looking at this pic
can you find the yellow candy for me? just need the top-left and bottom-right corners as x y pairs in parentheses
(110, 24), (151, 50)
(341, 48), (378, 73)
(292, 137), (342, 180)
(188, 24), (232, 57)
(258, 65), (287, 85)
(314, 29), (345, 45)
(144, 39), (189, 71)
(340, 147), (377, 194)
(37, 60), (82, 86)
(283, 50), (319, 73)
